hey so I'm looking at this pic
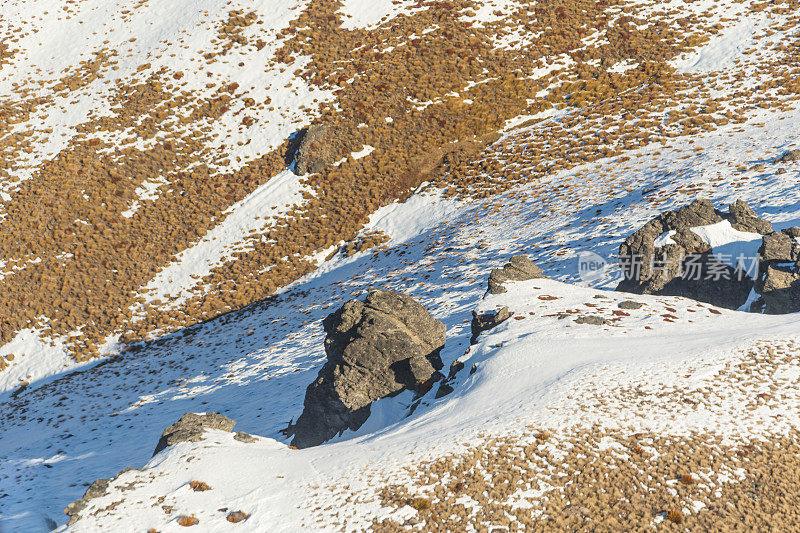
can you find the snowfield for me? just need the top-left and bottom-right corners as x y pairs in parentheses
(64, 278), (800, 532)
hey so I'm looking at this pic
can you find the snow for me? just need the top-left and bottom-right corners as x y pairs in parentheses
(608, 59), (639, 73)
(135, 169), (308, 309)
(338, 0), (422, 30)
(364, 186), (462, 244)
(0, 0), (332, 191)
(63, 279), (800, 532)
(0, 330), (73, 394)
(350, 145), (375, 160)
(121, 176), (169, 218)
(468, 0), (519, 27)
(690, 220), (763, 275)
(673, 17), (755, 73)
(6, 95), (800, 528)
(654, 230), (677, 248)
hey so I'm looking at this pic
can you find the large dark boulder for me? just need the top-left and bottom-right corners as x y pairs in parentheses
(617, 199), (761, 309)
(153, 412), (236, 456)
(755, 227), (800, 313)
(292, 124), (340, 175)
(290, 290), (446, 448)
(488, 255), (545, 294)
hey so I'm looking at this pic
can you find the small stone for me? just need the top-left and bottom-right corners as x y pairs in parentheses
(448, 360), (464, 380)
(233, 431), (257, 443)
(575, 315), (607, 325)
(618, 300), (643, 310)
(189, 481), (210, 492)
(177, 515), (199, 527)
(153, 413), (236, 456)
(226, 511), (249, 523)
(470, 306), (513, 343)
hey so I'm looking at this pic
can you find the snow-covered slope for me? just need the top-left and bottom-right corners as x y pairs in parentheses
(2, 0), (800, 530)
(64, 279), (800, 531)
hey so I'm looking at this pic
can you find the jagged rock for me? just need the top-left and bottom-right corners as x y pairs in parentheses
(153, 413), (236, 456)
(64, 478), (111, 525)
(289, 290), (446, 448)
(434, 382), (454, 398)
(783, 226), (800, 239)
(617, 199), (758, 309)
(758, 264), (800, 314)
(448, 360), (464, 380)
(488, 255), (545, 294)
(779, 149), (800, 162)
(64, 467), (138, 525)
(759, 232), (799, 263)
(755, 229), (800, 313)
(727, 199), (773, 234)
(470, 306), (513, 343)
(293, 124), (339, 175)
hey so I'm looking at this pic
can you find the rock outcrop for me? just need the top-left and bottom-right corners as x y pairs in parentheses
(66, 413), (239, 524)
(488, 255), (545, 294)
(726, 199), (773, 234)
(153, 412), (236, 456)
(756, 226), (800, 313)
(779, 149), (800, 162)
(617, 198), (800, 313)
(617, 199), (762, 309)
(289, 290), (446, 448)
(64, 478), (112, 525)
(471, 306), (513, 343)
(292, 124), (340, 175)
(64, 467), (137, 525)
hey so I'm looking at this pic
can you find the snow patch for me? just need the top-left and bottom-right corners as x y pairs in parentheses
(673, 18), (755, 73)
(135, 169), (307, 308)
(654, 230), (677, 248)
(690, 220), (763, 275)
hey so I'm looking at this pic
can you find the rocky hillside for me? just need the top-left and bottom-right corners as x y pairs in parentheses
(2, 0), (800, 531)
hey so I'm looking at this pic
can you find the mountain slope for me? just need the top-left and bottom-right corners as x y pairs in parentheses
(1, 0), (800, 531)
